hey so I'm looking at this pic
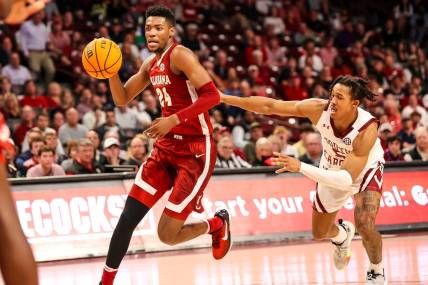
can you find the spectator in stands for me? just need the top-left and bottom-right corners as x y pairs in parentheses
(272, 126), (299, 157)
(99, 137), (126, 172)
(266, 37), (287, 68)
(58, 107), (88, 146)
(383, 97), (402, 133)
(14, 105), (35, 146)
(82, 95), (106, 130)
(18, 12), (55, 86)
(253, 137), (273, 167)
(20, 80), (48, 111)
(76, 88), (93, 118)
(44, 129), (66, 161)
(397, 117), (416, 150)
(26, 146), (65, 177)
(5, 138), (19, 178)
(214, 50), (229, 80)
(21, 112), (57, 153)
(293, 124), (315, 156)
(404, 126), (428, 161)
(384, 135), (404, 161)
(96, 109), (121, 141)
(52, 110), (65, 132)
(16, 136), (44, 176)
(60, 139), (78, 170)
(244, 122), (264, 165)
(180, 23), (207, 58)
(216, 136), (251, 169)
(2, 92), (21, 131)
(299, 132), (322, 166)
(141, 90), (161, 121)
(60, 89), (75, 111)
(126, 135), (149, 167)
(402, 94), (428, 126)
(282, 74), (308, 101)
(65, 138), (102, 174)
(410, 110), (425, 128)
(0, 36), (13, 67)
(1, 52), (32, 94)
(45, 82), (62, 109)
(85, 130), (101, 162)
(320, 37), (338, 68)
(298, 39), (323, 73)
(115, 105), (138, 130)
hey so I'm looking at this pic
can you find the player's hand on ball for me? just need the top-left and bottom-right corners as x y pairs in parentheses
(272, 152), (301, 174)
(144, 115), (180, 139)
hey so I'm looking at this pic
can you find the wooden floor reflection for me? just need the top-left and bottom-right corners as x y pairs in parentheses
(37, 233), (428, 285)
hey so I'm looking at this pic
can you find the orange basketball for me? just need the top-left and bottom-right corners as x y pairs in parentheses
(82, 38), (122, 79)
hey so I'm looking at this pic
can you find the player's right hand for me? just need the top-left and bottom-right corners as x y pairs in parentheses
(272, 152), (301, 174)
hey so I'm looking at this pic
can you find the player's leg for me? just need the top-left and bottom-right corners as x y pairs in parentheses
(100, 150), (172, 285)
(313, 185), (355, 270)
(0, 164), (38, 285)
(158, 137), (231, 259)
(354, 164), (386, 284)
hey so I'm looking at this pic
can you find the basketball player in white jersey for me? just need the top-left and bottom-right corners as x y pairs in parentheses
(221, 75), (386, 284)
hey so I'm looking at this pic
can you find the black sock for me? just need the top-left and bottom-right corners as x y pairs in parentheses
(105, 196), (150, 269)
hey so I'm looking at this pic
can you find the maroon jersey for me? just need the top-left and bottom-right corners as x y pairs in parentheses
(149, 43), (213, 137)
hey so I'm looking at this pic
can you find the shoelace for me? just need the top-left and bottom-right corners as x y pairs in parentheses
(367, 270), (384, 280)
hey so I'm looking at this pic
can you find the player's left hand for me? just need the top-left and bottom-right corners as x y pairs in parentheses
(144, 115), (180, 139)
(271, 152), (301, 174)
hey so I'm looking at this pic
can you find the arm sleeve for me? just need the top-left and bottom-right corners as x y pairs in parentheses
(176, 81), (220, 123)
(299, 162), (353, 189)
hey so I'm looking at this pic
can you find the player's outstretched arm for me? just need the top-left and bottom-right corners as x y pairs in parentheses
(272, 121), (378, 188)
(221, 94), (327, 124)
(109, 54), (155, 106)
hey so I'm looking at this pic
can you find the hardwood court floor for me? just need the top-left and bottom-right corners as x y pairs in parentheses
(36, 233), (428, 285)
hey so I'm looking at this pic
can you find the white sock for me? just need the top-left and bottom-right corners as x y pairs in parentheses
(104, 265), (118, 272)
(330, 224), (347, 244)
(368, 262), (383, 274)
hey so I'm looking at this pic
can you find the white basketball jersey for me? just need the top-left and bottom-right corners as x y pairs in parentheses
(315, 105), (385, 173)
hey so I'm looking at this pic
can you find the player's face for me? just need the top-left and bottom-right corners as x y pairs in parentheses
(329, 83), (359, 120)
(145, 16), (175, 53)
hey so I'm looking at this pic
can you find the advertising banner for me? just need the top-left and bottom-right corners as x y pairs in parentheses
(11, 170), (428, 261)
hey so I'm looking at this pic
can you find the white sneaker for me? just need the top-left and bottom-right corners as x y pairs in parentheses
(366, 269), (387, 284)
(332, 219), (355, 270)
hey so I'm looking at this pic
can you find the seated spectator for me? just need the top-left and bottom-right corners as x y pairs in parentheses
(1, 91), (21, 130)
(252, 137), (274, 167)
(14, 105), (35, 147)
(43, 129), (66, 162)
(85, 130), (101, 162)
(60, 140), (78, 170)
(5, 138), (19, 178)
(384, 135), (404, 162)
(16, 136), (44, 176)
(293, 124), (315, 157)
(82, 95), (106, 130)
(126, 135), (149, 167)
(52, 110), (65, 132)
(378, 122), (393, 150)
(20, 80), (48, 111)
(299, 132), (322, 166)
(1, 52), (32, 94)
(401, 94), (428, 126)
(58, 107), (88, 146)
(216, 136), (251, 169)
(96, 109), (121, 141)
(65, 138), (102, 174)
(244, 122), (264, 165)
(273, 126), (299, 157)
(76, 88), (93, 119)
(397, 118), (416, 150)
(45, 82), (62, 109)
(404, 126), (428, 161)
(99, 137), (127, 172)
(26, 146), (65, 177)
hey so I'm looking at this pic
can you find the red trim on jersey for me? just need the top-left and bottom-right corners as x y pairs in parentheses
(358, 118), (378, 132)
(329, 115), (357, 139)
(315, 192), (327, 213)
(176, 81), (220, 123)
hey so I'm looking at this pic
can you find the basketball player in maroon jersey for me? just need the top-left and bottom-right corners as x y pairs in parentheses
(100, 5), (231, 285)
(0, 114), (38, 285)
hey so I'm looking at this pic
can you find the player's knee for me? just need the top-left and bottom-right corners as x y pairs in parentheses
(355, 215), (375, 237)
(157, 228), (178, 246)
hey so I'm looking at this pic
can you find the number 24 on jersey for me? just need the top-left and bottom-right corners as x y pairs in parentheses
(155, 87), (172, 107)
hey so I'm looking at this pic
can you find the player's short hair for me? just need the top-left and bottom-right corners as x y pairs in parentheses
(146, 5), (176, 26)
(329, 75), (376, 103)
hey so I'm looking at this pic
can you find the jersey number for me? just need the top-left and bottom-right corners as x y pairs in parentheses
(155, 87), (172, 107)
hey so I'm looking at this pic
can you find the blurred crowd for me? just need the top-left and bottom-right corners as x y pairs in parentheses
(0, 0), (428, 178)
